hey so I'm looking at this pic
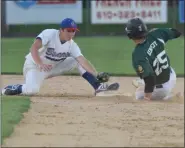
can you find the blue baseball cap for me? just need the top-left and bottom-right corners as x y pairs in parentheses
(59, 18), (79, 31)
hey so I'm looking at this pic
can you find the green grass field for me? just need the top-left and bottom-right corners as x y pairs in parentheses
(1, 36), (184, 75)
(1, 96), (31, 144)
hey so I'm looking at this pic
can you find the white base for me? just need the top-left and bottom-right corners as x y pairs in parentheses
(96, 91), (132, 97)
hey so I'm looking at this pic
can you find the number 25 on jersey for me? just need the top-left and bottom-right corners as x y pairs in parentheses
(153, 50), (169, 76)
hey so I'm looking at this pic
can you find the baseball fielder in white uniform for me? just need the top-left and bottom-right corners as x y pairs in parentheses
(2, 18), (119, 96)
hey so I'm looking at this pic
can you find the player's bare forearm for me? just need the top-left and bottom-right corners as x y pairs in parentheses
(144, 93), (152, 100)
(76, 56), (98, 76)
(87, 61), (98, 75)
(30, 39), (43, 65)
(30, 39), (52, 71)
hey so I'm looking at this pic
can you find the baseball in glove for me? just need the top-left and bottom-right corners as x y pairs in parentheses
(97, 72), (110, 83)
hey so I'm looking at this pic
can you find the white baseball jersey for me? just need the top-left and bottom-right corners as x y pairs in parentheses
(25, 29), (83, 66)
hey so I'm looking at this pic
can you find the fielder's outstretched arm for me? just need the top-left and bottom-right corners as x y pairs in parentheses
(76, 55), (98, 77)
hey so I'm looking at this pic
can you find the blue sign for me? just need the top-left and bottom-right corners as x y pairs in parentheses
(179, 0), (184, 23)
(15, 0), (37, 9)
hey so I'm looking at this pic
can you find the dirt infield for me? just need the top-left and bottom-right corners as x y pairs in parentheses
(1, 75), (184, 147)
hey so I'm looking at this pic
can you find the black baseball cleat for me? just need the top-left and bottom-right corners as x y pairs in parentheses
(107, 82), (119, 90)
(95, 82), (119, 95)
(1, 84), (22, 95)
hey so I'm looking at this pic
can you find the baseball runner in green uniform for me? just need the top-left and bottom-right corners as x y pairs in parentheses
(125, 18), (181, 101)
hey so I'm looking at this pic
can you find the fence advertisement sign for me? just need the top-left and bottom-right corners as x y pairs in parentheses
(179, 0), (184, 23)
(6, 0), (82, 24)
(91, 0), (168, 24)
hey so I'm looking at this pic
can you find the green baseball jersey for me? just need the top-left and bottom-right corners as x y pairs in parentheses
(132, 28), (176, 85)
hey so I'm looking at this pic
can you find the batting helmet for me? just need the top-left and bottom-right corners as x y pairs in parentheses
(125, 18), (148, 39)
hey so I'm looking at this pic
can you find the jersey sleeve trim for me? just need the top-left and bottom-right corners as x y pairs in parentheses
(36, 37), (42, 40)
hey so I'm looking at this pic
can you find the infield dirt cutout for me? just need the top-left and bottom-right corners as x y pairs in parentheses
(1, 75), (184, 147)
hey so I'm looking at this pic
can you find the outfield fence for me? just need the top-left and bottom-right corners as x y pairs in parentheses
(1, 0), (184, 77)
(1, 0), (184, 37)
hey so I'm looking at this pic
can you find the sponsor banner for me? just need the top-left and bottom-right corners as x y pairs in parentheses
(91, 0), (167, 24)
(6, 0), (82, 24)
(179, 0), (184, 23)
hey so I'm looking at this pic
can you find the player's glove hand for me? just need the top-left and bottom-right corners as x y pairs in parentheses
(97, 72), (110, 83)
(39, 63), (53, 72)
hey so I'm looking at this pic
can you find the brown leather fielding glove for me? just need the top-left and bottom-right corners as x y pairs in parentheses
(97, 72), (110, 83)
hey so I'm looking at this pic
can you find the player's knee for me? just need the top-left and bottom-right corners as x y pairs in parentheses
(135, 86), (145, 99)
(24, 85), (40, 95)
(135, 89), (144, 100)
(136, 86), (144, 91)
(135, 94), (144, 100)
(66, 57), (78, 71)
(64, 57), (86, 75)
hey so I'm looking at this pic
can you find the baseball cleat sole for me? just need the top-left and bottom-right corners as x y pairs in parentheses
(107, 82), (119, 91)
(95, 82), (120, 95)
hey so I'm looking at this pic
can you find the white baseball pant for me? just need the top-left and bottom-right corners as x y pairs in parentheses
(21, 57), (86, 95)
(135, 67), (177, 100)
